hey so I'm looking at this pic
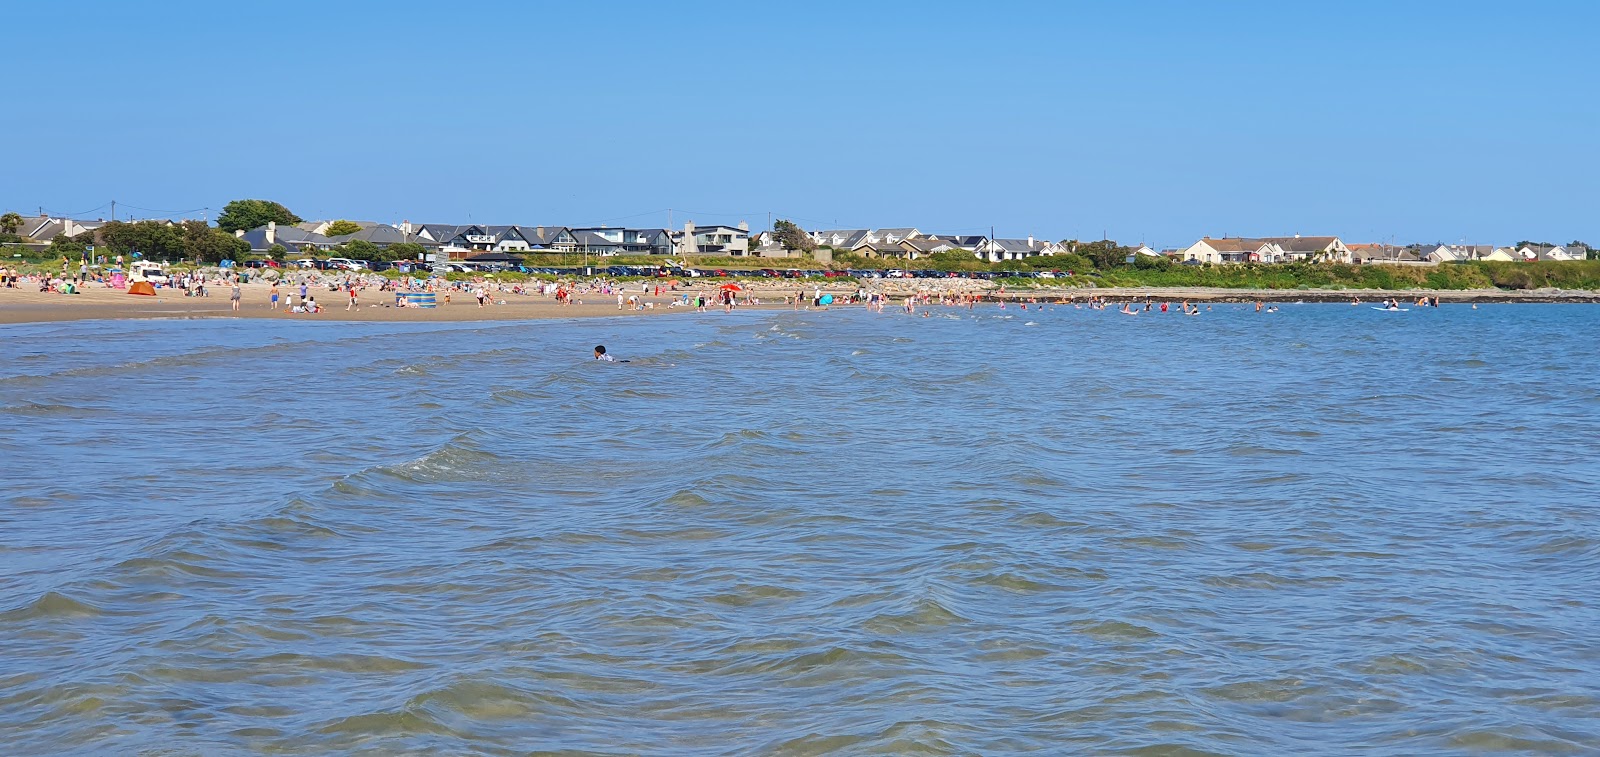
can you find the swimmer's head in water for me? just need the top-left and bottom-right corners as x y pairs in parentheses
(594, 345), (606, 358)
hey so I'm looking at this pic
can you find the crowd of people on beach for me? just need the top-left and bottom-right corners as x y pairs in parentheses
(3, 260), (1497, 319)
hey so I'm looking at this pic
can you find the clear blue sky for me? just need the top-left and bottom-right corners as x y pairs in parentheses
(4, 0), (1596, 248)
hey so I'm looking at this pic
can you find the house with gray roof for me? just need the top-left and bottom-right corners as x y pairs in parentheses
(898, 236), (966, 257)
(238, 221), (333, 253)
(570, 227), (675, 255)
(1257, 235), (1349, 263)
(9, 216), (102, 242)
(324, 224), (413, 247)
(853, 240), (911, 259)
(864, 227), (920, 245)
(811, 229), (869, 249)
(520, 226), (577, 251)
(974, 236), (1051, 262)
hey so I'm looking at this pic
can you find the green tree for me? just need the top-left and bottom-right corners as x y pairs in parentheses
(1076, 240), (1130, 270)
(925, 249), (985, 272)
(216, 199), (302, 233)
(1133, 251), (1173, 270)
(323, 220), (362, 237)
(773, 219), (816, 255)
(180, 220), (249, 263)
(1031, 252), (1093, 274)
(100, 220), (186, 259)
(338, 239), (380, 260)
(0, 212), (22, 235)
(267, 243), (288, 258)
(381, 242), (427, 262)
(49, 231), (96, 259)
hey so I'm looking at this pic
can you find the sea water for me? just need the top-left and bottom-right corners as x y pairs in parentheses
(2, 304), (1598, 754)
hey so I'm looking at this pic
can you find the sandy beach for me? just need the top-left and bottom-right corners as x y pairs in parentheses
(3, 278), (1597, 325)
(0, 280), (854, 324)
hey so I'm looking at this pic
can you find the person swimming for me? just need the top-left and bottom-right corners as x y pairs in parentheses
(594, 345), (616, 362)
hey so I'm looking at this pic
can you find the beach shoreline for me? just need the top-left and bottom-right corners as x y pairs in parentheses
(2, 281), (1597, 325)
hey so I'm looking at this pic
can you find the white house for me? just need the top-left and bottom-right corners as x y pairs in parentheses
(811, 229), (869, 249)
(1181, 237), (1268, 264)
(1521, 244), (1584, 261)
(677, 222), (750, 256)
(974, 236), (1051, 262)
(1258, 236), (1350, 263)
(862, 227), (921, 245)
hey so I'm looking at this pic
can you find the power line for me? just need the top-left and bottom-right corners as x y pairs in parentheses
(117, 203), (211, 216)
(42, 202), (112, 218)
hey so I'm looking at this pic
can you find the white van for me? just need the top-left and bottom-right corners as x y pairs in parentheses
(129, 262), (169, 284)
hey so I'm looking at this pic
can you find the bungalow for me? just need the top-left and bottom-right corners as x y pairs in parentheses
(811, 229), (870, 250)
(974, 236), (1051, 262)
(238, 221), (333, 253)
(863, 227), (921, 245)
(1257, 236), (1349, 263)
(1181, 237), (1268, 264)
(898, 236), (966, 257)
(1348, 243), (1418, 264)
(1416, 244), (1496, 263)
(1521, 244), (1585, 261)
(1482, 247), (1521, 262)
(7, 215), (103, 242)
(2, 214), (62, 240)
(325, 224), (413, 248)
(296, 220), (380, 236)
(853, 240), (912, 259)
(1122, 244), (1161, 264)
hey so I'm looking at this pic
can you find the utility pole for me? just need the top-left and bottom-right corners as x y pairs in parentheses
(111, 200), (115, 222)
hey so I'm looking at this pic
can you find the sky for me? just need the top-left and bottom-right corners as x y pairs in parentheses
(3, 0), (1597, 249)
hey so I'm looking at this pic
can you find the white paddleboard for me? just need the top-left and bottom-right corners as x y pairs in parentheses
(1371, 307), (1408, 312)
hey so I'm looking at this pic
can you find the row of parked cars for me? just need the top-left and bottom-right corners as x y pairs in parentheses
(238, 258), (1073, 280)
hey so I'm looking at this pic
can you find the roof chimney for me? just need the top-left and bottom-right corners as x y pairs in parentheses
(266, 221), (276, 245)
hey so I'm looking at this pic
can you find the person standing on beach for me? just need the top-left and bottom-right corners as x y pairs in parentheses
(230, 282), (241, 311)
(269, 283), (280, 310)
(299, 281), (308, 303)
(347, 282), (359, 311)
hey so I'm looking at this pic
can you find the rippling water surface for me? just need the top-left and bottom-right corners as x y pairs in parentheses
(3, 304), (1599, 755)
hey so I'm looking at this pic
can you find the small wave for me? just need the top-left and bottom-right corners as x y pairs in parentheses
(861, 598), (969, 634)
(2, 590), (105, 621)
(1072, 619), (1160, 640)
